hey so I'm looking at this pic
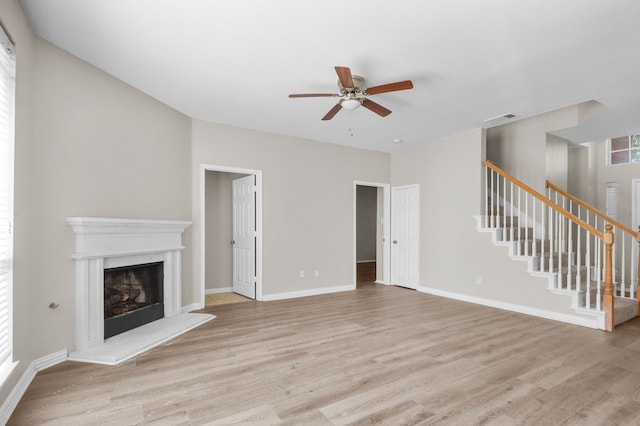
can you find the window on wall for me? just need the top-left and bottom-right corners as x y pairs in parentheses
(0, 23), (16, 383)
(610, 134), (640, 165)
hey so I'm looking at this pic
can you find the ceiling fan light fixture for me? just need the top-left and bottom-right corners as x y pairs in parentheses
(341, 98), (361, 111)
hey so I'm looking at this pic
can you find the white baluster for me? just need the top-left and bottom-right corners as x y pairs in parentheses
(518, 187), (522, 255)
(491, 170), (496, 228)
(567, 217), (573, 291)
(496, 171), (500, 234)
(485, 166), (489, 228)
(586, 231), (592, 309)
(594, 238), (602, 311)
(502, 173), (507, 241)
(548, 206), (557, 276)
(510, 181), (514, 245)
(525, 193), (529, 256)
(540, 199), (546, 272)
(532, 197), (537, 258)
(620, 229), (625, 298)
(576, 222), (582, 296)
(557, 211), (563, 290)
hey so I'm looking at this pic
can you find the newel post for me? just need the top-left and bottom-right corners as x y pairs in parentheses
(604, 224), (615, 331)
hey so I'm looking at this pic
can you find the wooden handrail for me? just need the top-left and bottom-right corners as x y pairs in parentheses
(484, 160), (603, 239)
(546, 180), (636, 239)
(485, 160), (617, 330)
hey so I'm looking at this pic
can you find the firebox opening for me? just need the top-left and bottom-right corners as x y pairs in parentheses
(104, 261), (164, 339)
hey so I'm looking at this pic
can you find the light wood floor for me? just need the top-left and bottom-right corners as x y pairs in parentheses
(205, 292), (253, 306)
(10, 283), (640, 425)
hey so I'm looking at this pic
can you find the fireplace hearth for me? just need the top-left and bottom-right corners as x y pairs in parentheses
(104, 261), (164, 338)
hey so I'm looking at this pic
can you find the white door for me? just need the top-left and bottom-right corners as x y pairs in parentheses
(232, 175), (256, 298)
(391, 185), (420, 289)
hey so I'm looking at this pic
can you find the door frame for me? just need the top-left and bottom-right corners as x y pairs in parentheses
(353, 181), (391, 286)
(200, 164), (263, 306)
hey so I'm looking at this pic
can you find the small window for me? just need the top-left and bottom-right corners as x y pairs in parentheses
(610, 134), (640, 165)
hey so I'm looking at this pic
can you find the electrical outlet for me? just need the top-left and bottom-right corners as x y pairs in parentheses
(299, 270), (305, 278)
(476, 276), (482, 285)
(315, 270), (319, 278)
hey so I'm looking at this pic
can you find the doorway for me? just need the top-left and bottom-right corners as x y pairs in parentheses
(353, 181), (390, 287)
(200, 165), (263, 307)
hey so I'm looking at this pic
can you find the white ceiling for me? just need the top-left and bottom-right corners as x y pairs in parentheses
(18, 0), (640, 152)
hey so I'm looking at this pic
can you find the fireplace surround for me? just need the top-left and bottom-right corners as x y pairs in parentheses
(66, 217), (213, 364)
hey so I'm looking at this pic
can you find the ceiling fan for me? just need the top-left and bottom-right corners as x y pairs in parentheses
(289, 66), (414, 120)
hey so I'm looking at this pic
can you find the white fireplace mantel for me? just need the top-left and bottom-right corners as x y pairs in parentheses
(66, 217), (192, 259)
(66, 217), (210, 364)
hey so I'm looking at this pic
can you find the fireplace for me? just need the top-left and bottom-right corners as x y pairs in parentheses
(104, 261), (164, 338)
(66, 217), (192, 353)
(67, 217), (214, 365)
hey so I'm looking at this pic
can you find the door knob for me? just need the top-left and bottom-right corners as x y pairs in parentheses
(231, 240), (235, 245)
(393, 240), (398, 244)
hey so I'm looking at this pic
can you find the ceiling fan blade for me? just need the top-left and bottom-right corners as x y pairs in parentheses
(365, 80), (414, 95)
(362, 99), (392, 117)
(289, 93), (337, 98)
(335, 66), (354, 89)
(322, 103), (342, 121)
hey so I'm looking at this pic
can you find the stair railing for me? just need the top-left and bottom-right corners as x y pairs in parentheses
(546, 181), (639, 309)
(484, 160), (616, 330)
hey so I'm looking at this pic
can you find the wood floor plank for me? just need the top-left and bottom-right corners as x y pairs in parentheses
(9, 284), (640, 425)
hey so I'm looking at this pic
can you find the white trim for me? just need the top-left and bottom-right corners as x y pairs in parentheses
(68, 313), (213, 365)
(353, 181), (391, 287)
(200, 164), (263, 307)
(205, 287), (233, 295)
(0, 359), (17, 391)
(417, 286), (601, 329)
(0, 349), (67, 425)
(262, 285), (354, 302)
(181, 302), (201, 313)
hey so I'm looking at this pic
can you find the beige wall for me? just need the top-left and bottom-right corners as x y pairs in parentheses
(391, 128), (580, 316)
(486, 103), (591, 193)
(204, 171), (247, 291)
(1, 0), (192, 404)
(546, 133), (569, 190)
(567, 142), (597, 206)
(191, 120), (390, 298)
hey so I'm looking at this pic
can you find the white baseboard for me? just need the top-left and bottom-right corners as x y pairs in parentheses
(205, 287), (233, 295)
(417, 286), (600, 329)
(262, 284), (355, 301)
(374, 280), (391, 285)
(0, 349), (68, 424)
(181, 302), (202, 313)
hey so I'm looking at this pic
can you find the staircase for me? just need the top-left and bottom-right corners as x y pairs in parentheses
(478, 160), (639, 330)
